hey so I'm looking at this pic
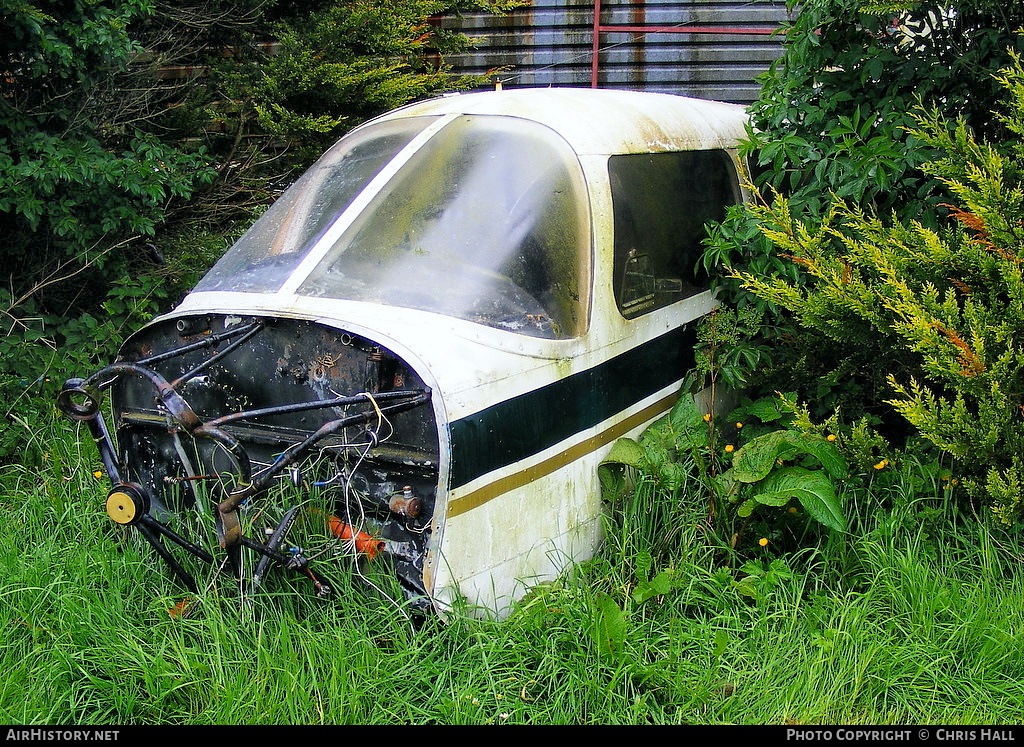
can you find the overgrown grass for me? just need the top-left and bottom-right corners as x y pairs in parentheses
(1, 408), (1023, 724)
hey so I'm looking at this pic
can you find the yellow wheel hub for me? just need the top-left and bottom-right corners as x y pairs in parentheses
(106, 489), (139, 525)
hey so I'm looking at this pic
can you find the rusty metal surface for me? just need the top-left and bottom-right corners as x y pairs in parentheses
(439, 0), (790, 104)
(82, 314), (440, 606)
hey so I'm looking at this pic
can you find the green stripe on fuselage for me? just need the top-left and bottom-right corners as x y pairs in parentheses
(449, 324), (697, 489)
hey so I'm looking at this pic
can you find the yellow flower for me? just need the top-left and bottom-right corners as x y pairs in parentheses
(735, 422), (744, 429)
(93, 470), (104, 479)
(758, 538), (769, 547)
(788, 507), (798, 514)
(827, 434), (837, 442)
(724, 444), (735, 453)
(873, 459), (889, 470)
(702, 413), (712, 422)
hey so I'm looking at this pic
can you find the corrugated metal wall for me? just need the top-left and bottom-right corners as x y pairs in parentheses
(439, 0), (791, 104)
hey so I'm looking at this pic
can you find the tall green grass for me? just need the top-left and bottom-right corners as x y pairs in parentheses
(1, 410), (1023, 724)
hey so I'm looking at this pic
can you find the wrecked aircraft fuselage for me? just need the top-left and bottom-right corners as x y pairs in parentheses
(60, 88), (750, 617)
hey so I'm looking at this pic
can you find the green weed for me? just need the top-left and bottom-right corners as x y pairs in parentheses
(1, 409), (1023, 724)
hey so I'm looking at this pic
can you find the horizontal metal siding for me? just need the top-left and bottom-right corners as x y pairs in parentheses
(439, 0), (790, 104)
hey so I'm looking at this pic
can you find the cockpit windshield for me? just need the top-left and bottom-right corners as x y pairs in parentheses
(195, 117), (433, 294)
(194, 113), (591, 339)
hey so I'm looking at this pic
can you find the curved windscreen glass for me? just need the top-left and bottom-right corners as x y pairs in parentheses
(297, 115), (591, 339)
(195, 117), (434, 293)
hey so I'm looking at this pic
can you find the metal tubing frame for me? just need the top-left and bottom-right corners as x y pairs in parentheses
(63, 330), (432, 595)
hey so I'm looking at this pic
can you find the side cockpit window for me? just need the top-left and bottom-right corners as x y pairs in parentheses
(609, 150), (739, 318)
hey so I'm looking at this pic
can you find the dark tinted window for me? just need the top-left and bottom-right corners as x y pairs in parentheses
(609, 151), (738, 318)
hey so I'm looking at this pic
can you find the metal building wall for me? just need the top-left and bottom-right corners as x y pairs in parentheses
(439, 0), (791, 104)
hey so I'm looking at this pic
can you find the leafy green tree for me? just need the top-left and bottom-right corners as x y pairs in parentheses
(731, 52), (1024, 521)
(1, 0), (501, 326)
(246, 1), (481, 148)
(0, 0), (216, 319)
(746, 0), (1024, 219)
(158, 0), (503, 250)
(702, 1), (1024, 422)
(0, 0), (505, 461)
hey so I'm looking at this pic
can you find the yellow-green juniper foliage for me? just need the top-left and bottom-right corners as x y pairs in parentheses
(733, 55), (1024, 522)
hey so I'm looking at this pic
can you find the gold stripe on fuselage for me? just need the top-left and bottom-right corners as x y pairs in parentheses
(445, 391), (678, 518)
